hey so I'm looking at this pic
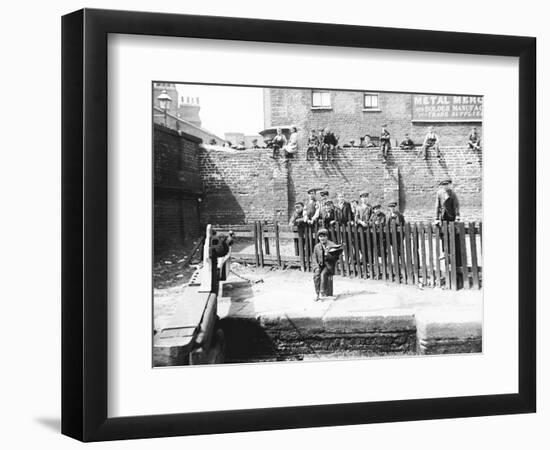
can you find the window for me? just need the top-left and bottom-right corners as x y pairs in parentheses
(364, 93), (379, 109)
(312, 91), (331, 108)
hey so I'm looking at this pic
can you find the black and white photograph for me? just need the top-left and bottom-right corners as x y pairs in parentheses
(2, 0), (544, 447)
(153, 82), (484, 366)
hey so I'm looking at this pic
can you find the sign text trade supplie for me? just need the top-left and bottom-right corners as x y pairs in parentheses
(411, 95), (483, 122)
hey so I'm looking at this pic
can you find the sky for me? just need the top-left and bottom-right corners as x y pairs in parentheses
(175, 83), (264, 138)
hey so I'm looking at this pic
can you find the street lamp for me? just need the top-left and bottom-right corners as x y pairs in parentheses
(157, 90), (172, 126)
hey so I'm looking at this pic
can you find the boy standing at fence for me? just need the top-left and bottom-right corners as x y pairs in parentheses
(318, 190), (330, 218)
(435, 179), (460, 223)
(313, 228), (343, 301)
(387, 202), (405, 226)
(289, 202), (307, 227)
(355, 192), (372, 227)
(370, 204), (386, 226)
(305, 188), (321, 225)
(434, 179), (463, 288)
(335, 192), (353, 225)
(321, 200), (337, 229)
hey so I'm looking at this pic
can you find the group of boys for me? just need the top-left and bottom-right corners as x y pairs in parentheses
(289, 188), (405, 230)
(305, 179), (461, 300)
(305, 128), (339, 161)
(305, 125), (482, 162)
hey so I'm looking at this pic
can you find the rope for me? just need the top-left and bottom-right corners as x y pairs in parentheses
(229, 269), (264, 284)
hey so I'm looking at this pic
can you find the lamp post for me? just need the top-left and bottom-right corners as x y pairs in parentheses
(157, 90), (172, 127)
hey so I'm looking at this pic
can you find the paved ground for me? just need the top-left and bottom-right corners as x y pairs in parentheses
(154, 262), (483, 360)
(217, 263), (482, 327)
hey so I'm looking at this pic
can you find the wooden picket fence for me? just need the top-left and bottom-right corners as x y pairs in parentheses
(213, 221), (482, 290)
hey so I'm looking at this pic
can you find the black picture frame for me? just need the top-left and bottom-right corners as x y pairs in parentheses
(62, 8), (536, 442)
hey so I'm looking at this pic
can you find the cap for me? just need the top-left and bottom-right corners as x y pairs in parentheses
(387, 202), (397, 207)
(325, 200), (334, 206)
(307, 188), (317, 194)
(317, 228), (329, 237)
(294, 201), (304, 207)
(373, 204), (381, 209)
(439, 179), (452, 186)
(359, 192), (369, 198)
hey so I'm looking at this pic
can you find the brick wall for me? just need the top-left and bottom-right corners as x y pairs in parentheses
(154, 118), (482, 245)
(198, 148), (288, 224)
(198, 145), (482, 224)
(153, 124), (203, 260)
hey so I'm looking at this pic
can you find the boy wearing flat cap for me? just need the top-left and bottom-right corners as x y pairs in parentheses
(313, 228), (343, 301)
(320, 200), (337, 229)
(435, 179), (460, 223)
(304, 188), (321, 224)
(355, 192), (372, 227)
(335, 192), (353, 225)
(370, 204), (386, 226)
(434, 179), (462, 287)
(318, 190), (330, 223)
(387, 201), (405, 227)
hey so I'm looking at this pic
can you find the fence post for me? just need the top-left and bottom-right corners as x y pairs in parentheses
(257, 221), (264, 268)
(427, 223), (434, 287)
(264, 227), (270, 256)
(352, 224), (362, 278)
(398, 224), (407, 283)
(404, 223), (413, 284)
(434, 223), (441, 287)
(297, 225), (305, 272)
(253, 221), (259, 268)
(469, 222), (480, 289)
(304, 224), (312, 272)
(458, 222), (469, 289)
(449, 221), (458, 290)
(391, 221), (400, 283)
(358, 225), (368, 279)
(385, 222), (394, 282)
(442, 221), (450, 289)
(347, 223), (356, 277)
(337, 223), (350, 276)
(371, 223), (380, 279)
(275, 221), (282, 267)
(419, 223), (428, 286)
(412, 223), (420, 284)
(365, 224), (374, 279)
(378, 224), (387, 281)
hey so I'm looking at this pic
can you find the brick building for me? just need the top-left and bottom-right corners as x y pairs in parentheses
(263, 88), (482, 148)
(153, 82), (225, 145)
(153, 82), (202, 127)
